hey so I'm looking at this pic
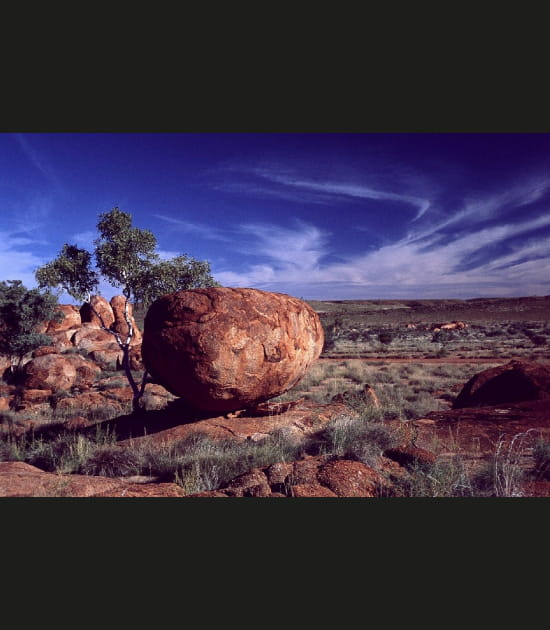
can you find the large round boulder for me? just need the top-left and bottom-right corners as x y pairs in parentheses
(453, 360), (550, 408)
(141, 287), (324, 412)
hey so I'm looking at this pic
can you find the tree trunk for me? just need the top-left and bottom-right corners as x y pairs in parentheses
(86, 295), (147, 413)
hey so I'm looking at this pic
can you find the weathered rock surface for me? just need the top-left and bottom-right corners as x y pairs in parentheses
(188, 455), (386, 498)
(0, 462), (184, 497)
(87, 349), (122, 371)
(22, 353), (101, 392)
(64, 354), (102, 388)
(54, 391), (124, 417)
(116, 399), (349, 449)
(46, 305), (81, 332)
(388, 398), (550, 496)
(0, 355), (11, 377)
(453, 360), (550, 408)
(142, 287), (324, 412)
(32, 346), (60, 358)
(70, 325), (120, 353)
(43, 330), (74, 350)
(23, 354), (78, 391)
(80, 295), (115, 328)
(383, 445), (437, 470)
(14, 388), (53, 413)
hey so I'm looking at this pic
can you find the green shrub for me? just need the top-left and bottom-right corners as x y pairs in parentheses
(378, 332), (394, 345)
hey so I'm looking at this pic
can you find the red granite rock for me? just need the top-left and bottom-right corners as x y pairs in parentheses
(383, 445), (437, 470)
(32, 346), (59, 358)
(291, 484), (338, 497)
(64, 354), (102, 388)
(79, 295), (115, 328)
(71, 325), (120, 353)
(0, 462), (184, 497)
(23, 354), (77, 391)
(453, 360), (550, 408)
(46, 305), (81, 332)
(316, 459), (385, 497)
(141, 287), (324, 412)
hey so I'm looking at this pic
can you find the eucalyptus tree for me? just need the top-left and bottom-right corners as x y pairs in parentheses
(35, 206), (219, 411)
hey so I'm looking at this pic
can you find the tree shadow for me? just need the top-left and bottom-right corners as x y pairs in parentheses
(27, 398), (217, 442)
(87, 399), (218, 441)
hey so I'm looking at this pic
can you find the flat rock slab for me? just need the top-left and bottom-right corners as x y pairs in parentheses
(390, 399), (550, 496)
(116, 400), (352, 449)
(0, 461), (184, 497)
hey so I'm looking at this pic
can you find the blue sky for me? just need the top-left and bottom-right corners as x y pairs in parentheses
(1, 132), (550, 302)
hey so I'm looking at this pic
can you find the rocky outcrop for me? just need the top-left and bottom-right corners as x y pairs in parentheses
(142, 287), (324, 412)
(54, 392), (124, 417)
(188, 455), (387, 498)
(32, 346), (60, 358)
(453, 360), (550, 408)
(42, 330), (74, 351)
(431, 321), (468, 332)
(87, 349), (122, 371)
(383, 445), (437, 470)
(0, 355), (11, 377)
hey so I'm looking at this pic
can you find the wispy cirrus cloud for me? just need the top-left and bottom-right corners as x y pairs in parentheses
(6, 195), (55, 241)
(214, 165), (432, 220)
(231, 221), (330, 270)
(254, 171), (432, 221)
(151, 173), (550, 299)
(408, 175), (550, 241)
(13, 134), (62, 191)
(212, 208), (550, 298)
(0, 230), (48, 289)
(153, 214), (231, 242)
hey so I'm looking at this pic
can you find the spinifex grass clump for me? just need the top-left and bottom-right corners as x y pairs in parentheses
(305, 414), (399, 468)
(391, 456), (475, 497)
(2, 424), (119, 474)
(96, 431), (306, 494)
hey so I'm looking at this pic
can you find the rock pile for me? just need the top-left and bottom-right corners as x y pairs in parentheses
(0, 294), (154, 420)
